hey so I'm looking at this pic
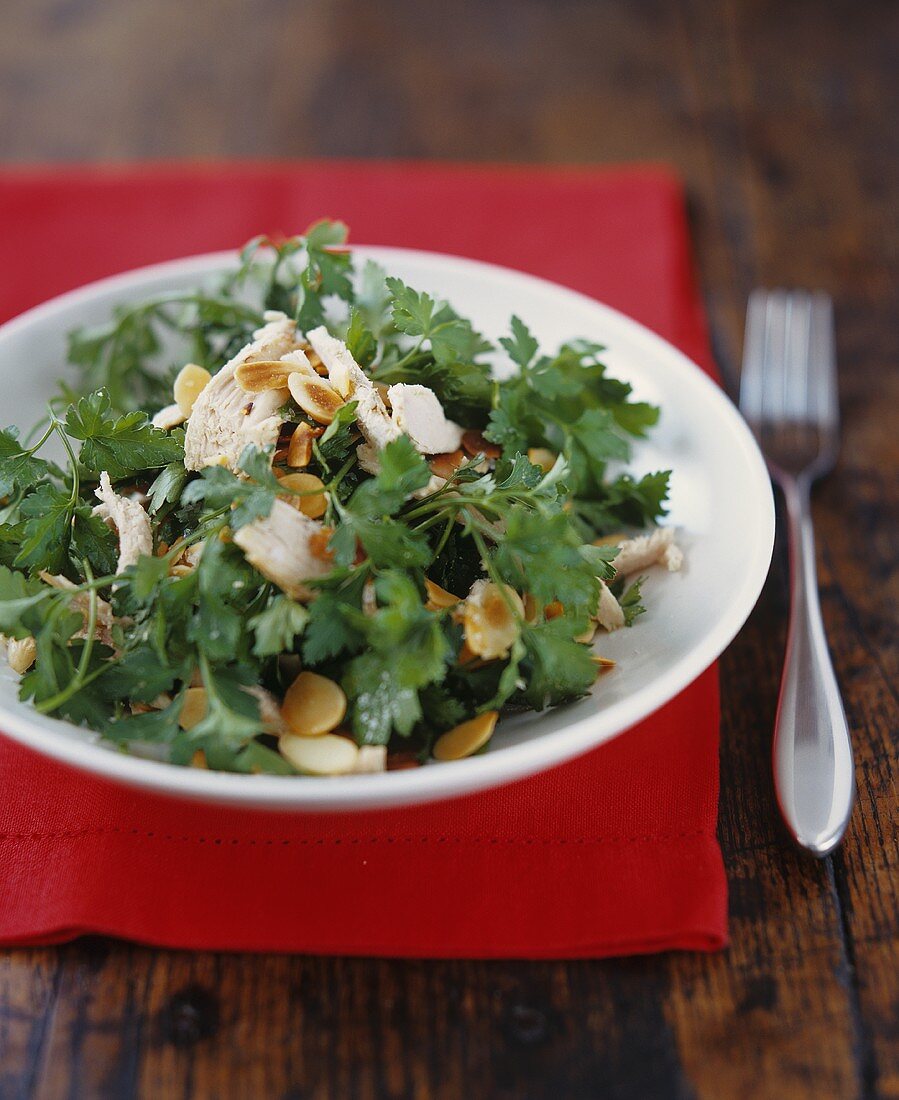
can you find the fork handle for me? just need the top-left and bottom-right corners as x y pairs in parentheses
(774, 477), (854, 855)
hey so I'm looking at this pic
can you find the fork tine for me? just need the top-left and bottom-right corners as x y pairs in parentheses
(809, 292), (838, 430)
(762, 289), (788, 424)
(740, 288), (770, 422)
(784, 290), (812, 422)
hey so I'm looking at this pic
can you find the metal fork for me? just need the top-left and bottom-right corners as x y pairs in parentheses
(740, 289), (854, 856)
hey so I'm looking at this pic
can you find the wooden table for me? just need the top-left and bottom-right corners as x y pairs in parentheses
(1, 1), (896, 1096)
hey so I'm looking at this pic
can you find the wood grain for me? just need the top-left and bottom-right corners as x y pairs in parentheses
(0, 0), (897, 1097)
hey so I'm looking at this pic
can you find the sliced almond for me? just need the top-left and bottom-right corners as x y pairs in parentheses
(234, 359), (296, 393)
(5, 636), (36, 674)
(387, 752), (421, 771)
(287, 422), (316, 467)
(173, 363), (212, 416)
(429, 449), (466, 480)
(279, 732), (359, 775)
(308, 525), (335, 563)
(461, 429), (501, 460)
(544, 600), (564, 620)
(190, 749), (208, 769)
(527, 447), (556, 474)
(374, 381), (392, 406)
(433, 711), (499, 762)
(592, 655), (616, 672)
(288, 373), (344, 425)
(424, 578), (461, 610)
(300, 345), (326, 375)
(278, 472), (328, 519)
(152, 403), (187, 431)
(351, 744), (388, 773)
(463, 580), (525, 660)
(178, 686), (208, 731)
(281, 671), (347, 735)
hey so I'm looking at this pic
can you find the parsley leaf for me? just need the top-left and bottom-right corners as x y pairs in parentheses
(181, 446), (280, 528)
(15, 485), (74, 574)
(249, 595), (309, 657)
(520, 617), (597, 708)
(499, 315), (539, 370)
(342, 572), (450, 744)
(65, 390), (184, 479)
(0, 428), (50, 496)
(491, 508), (600, 617)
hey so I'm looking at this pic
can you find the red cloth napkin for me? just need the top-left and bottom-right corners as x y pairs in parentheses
(0, 162), (726, 956)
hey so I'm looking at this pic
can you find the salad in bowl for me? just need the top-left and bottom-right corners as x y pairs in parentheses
(0, 221), (682, 777)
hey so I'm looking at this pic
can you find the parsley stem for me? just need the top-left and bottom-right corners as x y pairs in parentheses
(50, 418), (80, 506)
(35, 561), (100, 714)
(21, 421), (56, 456)
(432, 516), (456, 560)
(470, 522), (525, 626)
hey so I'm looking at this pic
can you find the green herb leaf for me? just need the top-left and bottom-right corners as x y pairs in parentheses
(249, 595), (309, 657)
(65, 390), (184, 479)
(0, 428), (50, 496)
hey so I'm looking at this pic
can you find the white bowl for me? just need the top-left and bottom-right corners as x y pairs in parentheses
(0, 247), (774, 811)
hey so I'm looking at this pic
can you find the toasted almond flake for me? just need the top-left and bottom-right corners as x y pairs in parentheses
(592, 532), (628, 548)
(463, 580), (524, 660)
(387, 752), (421, 771)
(278, 472), (328, 519)
(287, 422), (316, 467)
(304, 348), (326, 375)
(592, 655), (616, 669)
(5, 636), (36, 674)
(280, 348), (319, 379)
(433, 711), (499, 761)
(281, 671), (347, 736)
(527, 447), (556, 474)
(461, 429), (501, 460)
(152, 403), (187, 431)
(374, 382), (392, 406)
(457, 640), (478, 665)
(190, 749), (208, 769)
(424, 578), (461, 610)
(351, 745), (388, 773)
(429, 449), (465, 479)
(544, 600), (564, 620)
(234, 359), (296, 392)
(287, 373), (344, 425)
(178, 687), (208, 731)
(174, 363), (212, 416)
(279, 732), (359, 775)
(308, 526), (335, 563)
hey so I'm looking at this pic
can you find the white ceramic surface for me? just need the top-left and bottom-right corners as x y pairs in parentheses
(0, 247), (774, 811)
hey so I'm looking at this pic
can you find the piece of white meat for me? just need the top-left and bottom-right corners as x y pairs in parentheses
(613, 527), (683, 576)
(388, 383), (464, 454)
(232, 500), (332, 601)
(184, 314), (301, 472)
(93, 472), (153, 574)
